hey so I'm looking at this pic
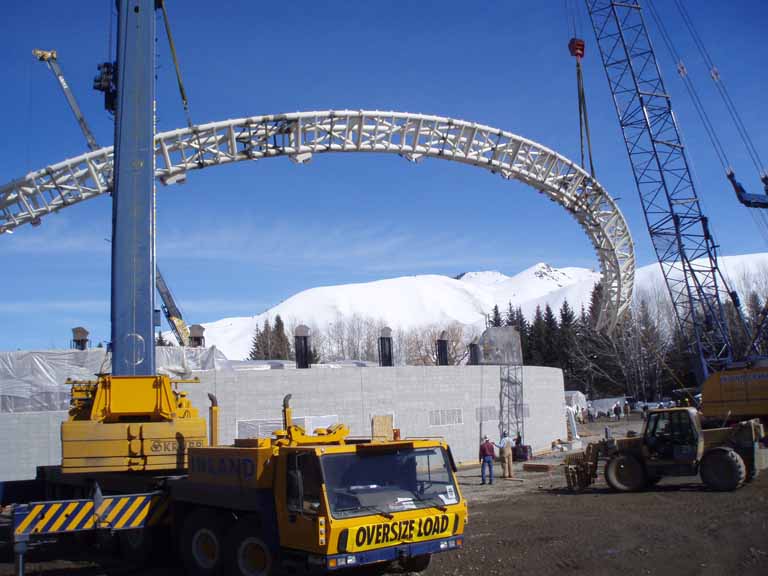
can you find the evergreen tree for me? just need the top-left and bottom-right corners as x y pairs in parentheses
(542, 304), (559, 367)
(257, 319), (273, 359)
(558, 299), (576, 385)
(504, 301), (515, 327)
(513, 307), (530, 363)
(587, 283), (604, 329)
(248, 324), (262, 360)
(490, 305), (502, 327)
(527, 306), (546, 365)
(272, 315), (291, 360)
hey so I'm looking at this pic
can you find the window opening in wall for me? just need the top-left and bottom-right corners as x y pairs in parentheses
(429, 408), (463, 426)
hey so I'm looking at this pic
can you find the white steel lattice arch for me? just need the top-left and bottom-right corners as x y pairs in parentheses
(0, 110), (634, 331)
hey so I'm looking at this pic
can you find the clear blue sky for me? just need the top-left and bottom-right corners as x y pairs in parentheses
(1, 1), (766, 350)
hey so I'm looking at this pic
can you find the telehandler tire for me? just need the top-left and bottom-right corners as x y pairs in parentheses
(226, 516), (277, 576)
(700, 448), (746, 491)
(181, 508), (228, 576)
(605, 453), (646, 492)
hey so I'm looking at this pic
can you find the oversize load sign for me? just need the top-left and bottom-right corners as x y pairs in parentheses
(348, 513), (454, 552)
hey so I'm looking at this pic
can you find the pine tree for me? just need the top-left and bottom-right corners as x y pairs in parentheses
(272, 315), (291, 360)
(527, 306), (546, 365)
(558, 299), (576, 385)
(587, 283), (604, 329)
(513, 306), (530, 363)
(248, 324), (262, 360)
(490, 305), (502, 327)
(504, 301), (515, 327)
(542, 304), (559, 367)
(256, 319), (273, 359)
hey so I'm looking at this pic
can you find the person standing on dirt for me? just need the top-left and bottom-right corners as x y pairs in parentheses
(613, 403), (622, 420)
(623, 403), (630, 419)
(496, 431), (514, 479)
(479, 435), (496, 485)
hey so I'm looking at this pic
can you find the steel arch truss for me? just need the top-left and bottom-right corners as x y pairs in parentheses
(0, 110), (635, 331)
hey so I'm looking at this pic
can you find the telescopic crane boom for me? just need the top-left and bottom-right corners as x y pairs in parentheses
(33, 47), (191, 347)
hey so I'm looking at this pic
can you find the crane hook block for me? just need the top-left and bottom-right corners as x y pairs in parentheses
(569, 38), (586, 59)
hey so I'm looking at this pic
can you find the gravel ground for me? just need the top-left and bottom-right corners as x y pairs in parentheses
(3, 416), (767, 576)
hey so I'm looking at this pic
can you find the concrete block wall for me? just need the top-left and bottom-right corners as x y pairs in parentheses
(0, 411), (68, 482)
(185, 365), (566, 466)
(0, 365), (566, 481)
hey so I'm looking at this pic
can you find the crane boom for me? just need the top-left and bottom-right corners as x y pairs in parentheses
(32, 49), (100, 152)
(33, 46), (191, 349)
(156, 267), (190, 346)
(583, 0), (751, 383)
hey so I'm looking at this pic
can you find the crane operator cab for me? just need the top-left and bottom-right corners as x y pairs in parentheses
(643, 408), (702, 476)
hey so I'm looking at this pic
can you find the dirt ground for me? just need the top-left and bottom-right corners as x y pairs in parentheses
(2, 415), (767, 576)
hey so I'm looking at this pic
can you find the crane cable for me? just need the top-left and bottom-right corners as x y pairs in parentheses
(158, 0), (204, 166)
(646, 0), (768, 245)
(564, 1), (595, 177)
(674, 0), (767, 179)
(645, 0), (730, 174)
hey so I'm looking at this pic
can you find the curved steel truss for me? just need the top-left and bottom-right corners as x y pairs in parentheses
(0, 110), (635, 330)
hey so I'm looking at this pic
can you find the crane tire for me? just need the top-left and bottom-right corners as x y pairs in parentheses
(700, 448), (746, 491)
(180, 508), (228, 576)
(605, 453), (646, 492)
(226, 516), (277, 576)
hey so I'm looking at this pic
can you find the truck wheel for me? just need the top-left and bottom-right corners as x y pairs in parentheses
(181, 509), (227, 576)
(700, 448), (746, 491)
(605, 454), (646, 492)
(226, 517), (276, 576)
(403, 554), (431, 573)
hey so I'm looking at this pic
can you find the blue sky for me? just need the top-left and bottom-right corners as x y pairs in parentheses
(1, 1), (766, 350)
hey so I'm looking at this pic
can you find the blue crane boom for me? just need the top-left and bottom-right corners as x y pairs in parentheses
(583, 0), (752, 383)
(110, 0), (157, 375)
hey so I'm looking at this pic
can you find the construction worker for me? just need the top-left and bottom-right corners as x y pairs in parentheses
(479, 435), (495, 485)
(496, 431), (514, 479)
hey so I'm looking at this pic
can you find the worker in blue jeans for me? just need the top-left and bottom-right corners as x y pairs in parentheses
(479, 435), (496, 485)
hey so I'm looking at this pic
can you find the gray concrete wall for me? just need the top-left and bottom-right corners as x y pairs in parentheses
(184, 365), (566, 466)
(0, 366), (566, 481)
(0, 411), (67, 482)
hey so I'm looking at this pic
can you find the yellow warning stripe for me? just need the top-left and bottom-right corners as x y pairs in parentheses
(32, 503), (62, 534)
(82, 497), (114, 530)
(49, 501), (80, 533)
(129, 499), (152, 528)
(115, 495), (145, 530)
(14, 493), (165, 537)
(65, 501), (93, 531)
(104, 497), (129, 526)
(14, 504), (44, 535)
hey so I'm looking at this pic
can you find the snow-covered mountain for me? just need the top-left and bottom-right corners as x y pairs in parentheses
(199, 253), (768, 360)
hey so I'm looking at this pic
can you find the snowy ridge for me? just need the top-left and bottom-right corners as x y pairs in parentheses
(200, 254), (768, 360)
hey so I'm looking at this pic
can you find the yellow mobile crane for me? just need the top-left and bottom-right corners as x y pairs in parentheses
(5, 4), (466, 575)
(9, 395), (467, 575)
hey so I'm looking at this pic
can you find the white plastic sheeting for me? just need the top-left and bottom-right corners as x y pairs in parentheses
(564, 390), (588, 411)
(0, 347), (230, 413)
